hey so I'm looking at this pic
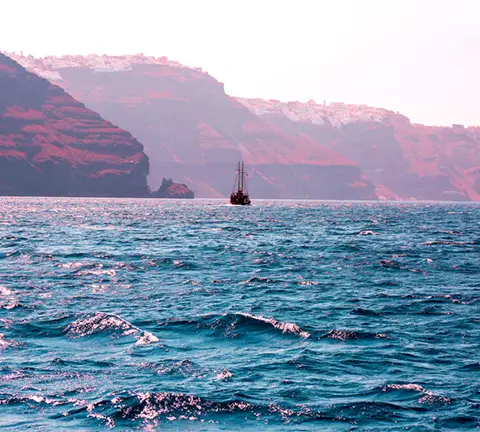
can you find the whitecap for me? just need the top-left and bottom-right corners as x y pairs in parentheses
(384, 383), (452, 404)
(0, 333), (16, 349)
(25, 395), (62, 406)
(66, 313), (131, 338)
(385, 383), (425, 392)
(90, 284), (109, 293)
(0, 334), (10, 348)
(66, 312), (159, 346)
(0, 318), (13, 329)
(0, 286), (13, 296)
(236, 312), (310, 338)
(297, 280), (318, 286)
(216, 368), (233, 380)
(135, 331), (160, 346)
(0, 285), (19, 309)
(77, 269), (116, 277)
(58, 262), (85, 269)
(358, 230), (379, 236)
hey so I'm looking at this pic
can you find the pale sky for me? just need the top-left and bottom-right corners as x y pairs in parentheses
(2, 0), (480, 126)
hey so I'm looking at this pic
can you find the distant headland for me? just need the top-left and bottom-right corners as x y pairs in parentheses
(2, 51), (479, 201)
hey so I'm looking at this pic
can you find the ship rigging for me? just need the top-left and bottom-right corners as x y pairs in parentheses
(230, 161), (251, 205)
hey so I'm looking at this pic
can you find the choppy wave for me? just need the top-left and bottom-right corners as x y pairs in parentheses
(358, 230), (379, 236)
(0, 285), (19, 310)
(382, 383), (453, 405)
(215, 368), (233, 380)
(0, 390), (375, 426)
(0, 332), (17, 349)
(0, 386), (460, 429)
(76, 269), (117, 277)
(66, 312), (159, 346)
(236, 313), (310, 338)
(322, 329), (388, 341)
(350, 307), (383, 317)
(402, 293), (478, 305)
(1, 198), (479, 430)
(423, 240), (477, 246)
(161, 312), (310, 339)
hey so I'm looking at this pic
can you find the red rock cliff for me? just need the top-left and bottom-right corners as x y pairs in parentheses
(8, 54), (375, 200)
(13, 53), (478, 201)
(238, 98), (480, 201)
(0, 53), (149, 197)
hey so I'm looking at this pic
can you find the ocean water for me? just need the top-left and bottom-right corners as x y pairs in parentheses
(0, 198), (479, 431)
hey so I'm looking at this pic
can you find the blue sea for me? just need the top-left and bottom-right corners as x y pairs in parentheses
(0, 198), (479, 431)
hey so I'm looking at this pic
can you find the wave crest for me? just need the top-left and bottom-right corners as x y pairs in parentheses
(66, 312), (159, 346)
(0, 332), (17, 350)
(236, 313), (310, 338)
(0, 285), (19, 310)
(161, 312), (310, 339)
(383, 383), (452, 404)
(323, 329), (387, 341)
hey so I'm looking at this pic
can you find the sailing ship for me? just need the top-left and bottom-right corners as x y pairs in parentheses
(230, 161), (251, 205)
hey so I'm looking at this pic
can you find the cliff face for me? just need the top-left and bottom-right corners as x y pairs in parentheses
(0, 53), (150, 197)
(238, 99), (480, 201)
(9, 53), (478, 201)
(8, 54), (376, 200)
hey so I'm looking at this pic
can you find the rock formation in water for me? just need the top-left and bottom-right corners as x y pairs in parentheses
(152, 178), (194, 198)
(8, 52), (480, 201)
(7, 53), (375, 200)
(0, 53), (150, 197)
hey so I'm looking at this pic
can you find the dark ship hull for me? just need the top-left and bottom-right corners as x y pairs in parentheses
(230, 161), (251, 205)
(230, 192), (251, 205)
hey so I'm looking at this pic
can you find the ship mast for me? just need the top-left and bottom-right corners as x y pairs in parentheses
(239, 161), (243, 192)
(230, 161), (251, 205)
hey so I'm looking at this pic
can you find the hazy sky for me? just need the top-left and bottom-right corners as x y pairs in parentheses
(2, 0), (479, 126)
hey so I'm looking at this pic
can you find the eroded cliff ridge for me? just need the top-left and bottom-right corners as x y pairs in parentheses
(238, 99), (480, 201)
(7, 53), (375, 200)
(0, 53), (150, 197)
(8, 52), (479, 200)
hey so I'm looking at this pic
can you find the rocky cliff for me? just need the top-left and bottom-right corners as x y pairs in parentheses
(7, 53), (375, 200)
(8, 53), (479, 201)
(237, 98), (480, 201)
(0, 53), (150, 197)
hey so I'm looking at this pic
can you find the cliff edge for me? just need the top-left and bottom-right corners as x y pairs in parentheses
(9, 52), (477, 201)
(0, 53), (150, 197)
(238, 98), (480, 201)
(7, 53), (375, 200)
